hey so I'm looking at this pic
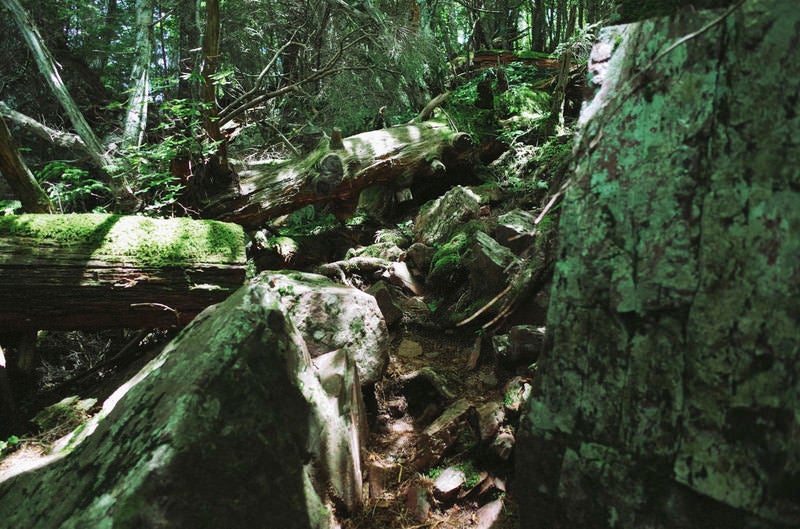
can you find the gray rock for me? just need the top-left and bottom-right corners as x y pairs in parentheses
(414, 185), (481, 245)
(468, 231), (520, 298)
(404, 242), (435, 278)
(413, 399), (474, 470)
(474, 498), (504, 529)
(493, 325), (545, 368)
(476, 401), (506, 443)
(260, 271), (389, 385)
(365, 281), (404, 328)
(404, 484), (431, 522)
(496, 209), (538, 254)
(432, 466), (466, 502)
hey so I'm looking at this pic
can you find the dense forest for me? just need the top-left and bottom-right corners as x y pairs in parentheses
(0, 0), (798, 528)
(0, 0), (611, 216)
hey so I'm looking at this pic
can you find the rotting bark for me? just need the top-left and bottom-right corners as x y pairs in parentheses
(0, 102), (88, 153)
(0, 214), (246, 331)
(200, 121), (477, 230)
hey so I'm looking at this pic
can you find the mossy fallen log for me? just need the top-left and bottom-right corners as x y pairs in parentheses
(200, 121), (477, 229)
(0, 214), (247, 330)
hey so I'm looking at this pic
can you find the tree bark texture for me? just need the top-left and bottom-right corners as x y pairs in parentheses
(0, 102), (88, 153)
(517, 3), (800, 528)
(121, 0), (154, 150)
(200, 0), (224, 155)
(200, 121), (478, 230)
(0, 117), (53, 213)
(0, 214), (246, 331)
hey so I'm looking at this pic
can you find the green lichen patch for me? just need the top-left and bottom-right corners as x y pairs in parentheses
(0, 214), (246, 266)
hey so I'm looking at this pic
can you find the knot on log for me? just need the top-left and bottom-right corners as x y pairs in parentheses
(450, 133), (474, 152)
(313, 153), (344, 196)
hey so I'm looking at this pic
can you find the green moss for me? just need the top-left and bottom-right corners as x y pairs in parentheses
(0, 214), (246, 266)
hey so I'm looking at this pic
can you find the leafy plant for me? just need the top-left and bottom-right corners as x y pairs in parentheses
(283, 205), (339, 236)
(0, 435), (20, 455)
(36, 161), (111, 213)
(0, 200), (23, 215)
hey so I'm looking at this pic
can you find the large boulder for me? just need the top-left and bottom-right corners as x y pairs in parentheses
(0, 277), (365, 528)
(260, 271), (390, 385)
(517, 4), (800, 529)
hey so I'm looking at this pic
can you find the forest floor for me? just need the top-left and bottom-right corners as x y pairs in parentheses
(348, 324), (524, 529)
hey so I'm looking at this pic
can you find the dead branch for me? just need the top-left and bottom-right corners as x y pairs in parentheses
(0, 101), (88, 152)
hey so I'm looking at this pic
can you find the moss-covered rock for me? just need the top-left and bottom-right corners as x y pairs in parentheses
(0, 277), (365, 528)
(259, 271), (390, 385)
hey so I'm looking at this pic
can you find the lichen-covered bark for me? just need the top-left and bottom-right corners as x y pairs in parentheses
(517, 2), (800, 528)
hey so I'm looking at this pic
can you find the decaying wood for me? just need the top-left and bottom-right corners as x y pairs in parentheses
(0, 214), (247, 331)
(0, 102), (88, 153)
(200, 121), (477, 230)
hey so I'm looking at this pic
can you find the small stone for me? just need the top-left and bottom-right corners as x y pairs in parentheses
(474, 498), (504, 529)
(432, 466), (466, 502)
(492, 426), (515, 460)
(413, 399), (474, 470)
(366, 281), (404, 328)
(476, 401), (505, 443)
(397, 339), (423, 358)
(502, 376), (532, 414)
(383, 261), (423, 295)
(405, 484), (431, 522)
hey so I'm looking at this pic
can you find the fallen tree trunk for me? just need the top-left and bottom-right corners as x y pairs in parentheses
(0, 214), (247, 331)
(199, 121), (477, 230)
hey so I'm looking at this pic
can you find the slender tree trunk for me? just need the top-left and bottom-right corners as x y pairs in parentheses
(2, 0), (139, 209)
(122, 0), (154, 150)
(177, 0), (201, 99)
(543, 48), (571, 136)
(0, 118), (53, 213)
(531, 0), (546, 51)
(200, 0), (225, 159)
(2, 0), (108, 168)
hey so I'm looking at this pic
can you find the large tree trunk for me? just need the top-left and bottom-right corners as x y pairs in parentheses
(176, 0), (201, 99)
(199, 0), (224, 157)
(517, 3), (800, 528)
(0, 117), (53, 213)
(0, 214), (246, 331)
(199, 121), (477, 230)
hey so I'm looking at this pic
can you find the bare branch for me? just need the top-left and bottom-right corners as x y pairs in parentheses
(218, 34), (371, 127)
(220, 33), (301, 116)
